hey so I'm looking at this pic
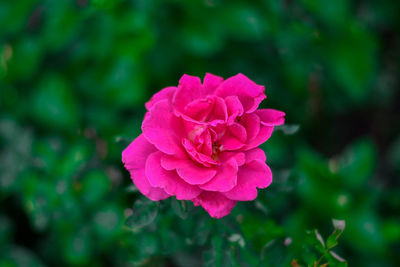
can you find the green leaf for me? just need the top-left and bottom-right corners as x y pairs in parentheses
(338, 139), (376, 187)
(203, 235), (223, 267)
(125, 197), (159, 230)
(171, 198), (190, 219)
(31, 74), (80, 131)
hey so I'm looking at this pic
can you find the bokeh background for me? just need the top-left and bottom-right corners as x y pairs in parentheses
(1, 0), (399, 266)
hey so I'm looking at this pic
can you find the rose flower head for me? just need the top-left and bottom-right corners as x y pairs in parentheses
(122, 73), (285, 218)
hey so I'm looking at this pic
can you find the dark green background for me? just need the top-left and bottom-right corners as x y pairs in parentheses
(1, 0), (399, 266)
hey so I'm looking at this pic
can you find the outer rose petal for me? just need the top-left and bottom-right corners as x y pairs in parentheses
(172, 74), (204, 114)
(160, 155), (217, 185)
(203, 73), (224, 95)
(215, 73), (266, 113)
(142, 99), (185, 156)
(122, 134), (156, 169)
(193, 191), (236, 218)
(129, 169), (171, 201)
(145, 151), (201, 200)
(245, 148), (266, 163)
(199, 157), (238, 192)
(145, 86), (177, 111)
(240, 113), (260, 141)
(224, 160), (272, 201)
(255, 109), (285, 126)
(243, 125), (274, 151)
(121, 135), (170, 201)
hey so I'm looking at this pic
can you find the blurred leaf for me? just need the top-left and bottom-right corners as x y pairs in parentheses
(326, 24), (377, 102)
(81, 170), (111, 205)
(31, 74), (80, 131)
(203, 235), (223, 267)
(337, 138), (376, 187)
(126, 197), (159, 230)
(171, 198), (190, 219)
(1, 245), (45, 267)
(301, 0), (349, 27)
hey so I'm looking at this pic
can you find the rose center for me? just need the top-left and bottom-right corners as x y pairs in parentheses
(211, 142), (222, 160)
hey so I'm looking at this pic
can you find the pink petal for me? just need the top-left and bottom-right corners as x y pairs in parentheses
(245, 148), (266, 163)
(199, 157), (238, 192)
(199, 130), (213, 156)
(240, 113), (260, 141)
(220, 123), (247, 150)
(172, 74), (204, 114)
(224, 160), (272, 201)
(145, 86), (177, 111)
(121, 135), (170, 201)
(193, 191), (236, 218)
(129, 169), (171, 201)
(255, 109), (285, 126)
(215, 73), (266, 113)
(225, 95), (244, 123)
(219, 151), (246, 166)
(122, 134), (157, 170)
(209, 96), (228, 122)
(243, 125), (274, 151)
(142, 99), (185, 156)
(181, 138), (218, 167)
(184, 98), (213, 122)
(203, 73), (224, 95)
(145, 151), (201, 200)
(160, 154), (217, 185)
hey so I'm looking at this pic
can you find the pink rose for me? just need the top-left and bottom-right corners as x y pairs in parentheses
(122, 73), (285, 218)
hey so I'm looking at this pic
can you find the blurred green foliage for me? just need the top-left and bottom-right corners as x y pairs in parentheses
(1, 0), (400, 266)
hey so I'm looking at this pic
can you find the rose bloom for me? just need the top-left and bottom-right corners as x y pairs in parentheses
(122, 73), (285, 218)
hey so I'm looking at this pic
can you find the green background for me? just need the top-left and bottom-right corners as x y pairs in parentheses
(1, 0), (399, 266)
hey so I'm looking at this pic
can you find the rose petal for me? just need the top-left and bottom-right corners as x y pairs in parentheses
(145, 86), (177, 111)
(122, 134), (157, 170)
(122, 135), (170, 201)
(145, 151), (201, 200)
(184, 98), (213, 122)
(172, 74), (204, 114)
(225, 95), (244, 123)
(203, 73), (224, 94)
(255, 109), (285, 126)
(220, 123), (247, 150)
(193, 191), (236, 218)
(243, 125), (274, 151)
(240, 113), (260, 141)
(129, 169), (171, 201)
(200, 157), (238, 192)
(181, 138), (218, 167)
(142, 99), (185, 156)
(209, 96), (227, 122)
(224, 160), (272, 201)
(245, 148), (266, 163)
(160, 155), (217, 185)
(219, 151), (246, 166)
(215, 73), (266, 113)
